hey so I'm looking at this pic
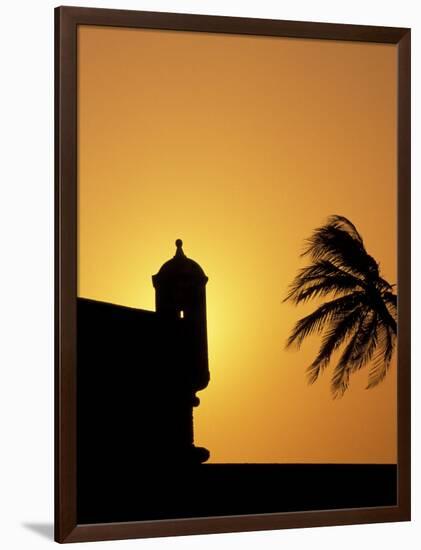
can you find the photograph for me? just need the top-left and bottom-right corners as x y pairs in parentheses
(54, 6), (410, 543)
(76, 22), (399, 523)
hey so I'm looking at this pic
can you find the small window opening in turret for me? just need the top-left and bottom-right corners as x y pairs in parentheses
(179, 310), (185, 319)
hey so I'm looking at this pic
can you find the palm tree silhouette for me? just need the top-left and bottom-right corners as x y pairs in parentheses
(284, 215), (397, 398)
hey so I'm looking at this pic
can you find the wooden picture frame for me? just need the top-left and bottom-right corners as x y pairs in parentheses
(55, 5), (411, 543)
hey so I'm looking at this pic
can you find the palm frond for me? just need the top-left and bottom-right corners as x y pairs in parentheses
(383, 291), (397, 308)
(366, 322), (396, 389)
(284, 260), (364, 304)
(306, 306), (365, 384)
(326, 215), (364, 245)
(348, 312), (379, 372)
(293, 278), (358, 304)
(383, 291), (398, 321)
(286, 292), (365, 349)
(377, 277), (395, 292)
(301, 215), (379, 280)
(330, 323), (364, 398)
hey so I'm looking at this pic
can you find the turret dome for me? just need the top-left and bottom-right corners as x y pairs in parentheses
(152, 240), (208, 287)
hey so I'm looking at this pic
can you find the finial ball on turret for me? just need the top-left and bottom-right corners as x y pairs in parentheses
(175, 239), (183, 249)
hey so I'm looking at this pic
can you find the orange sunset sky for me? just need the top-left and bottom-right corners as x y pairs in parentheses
(77, 25), (397, 463)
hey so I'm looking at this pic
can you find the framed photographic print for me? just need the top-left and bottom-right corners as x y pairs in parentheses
(55, 6), (411, 543)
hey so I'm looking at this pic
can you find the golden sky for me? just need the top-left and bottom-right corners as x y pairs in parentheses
(77, 25), (397, 463)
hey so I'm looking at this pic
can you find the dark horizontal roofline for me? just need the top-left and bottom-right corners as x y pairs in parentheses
(77, 297), (155, 316)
